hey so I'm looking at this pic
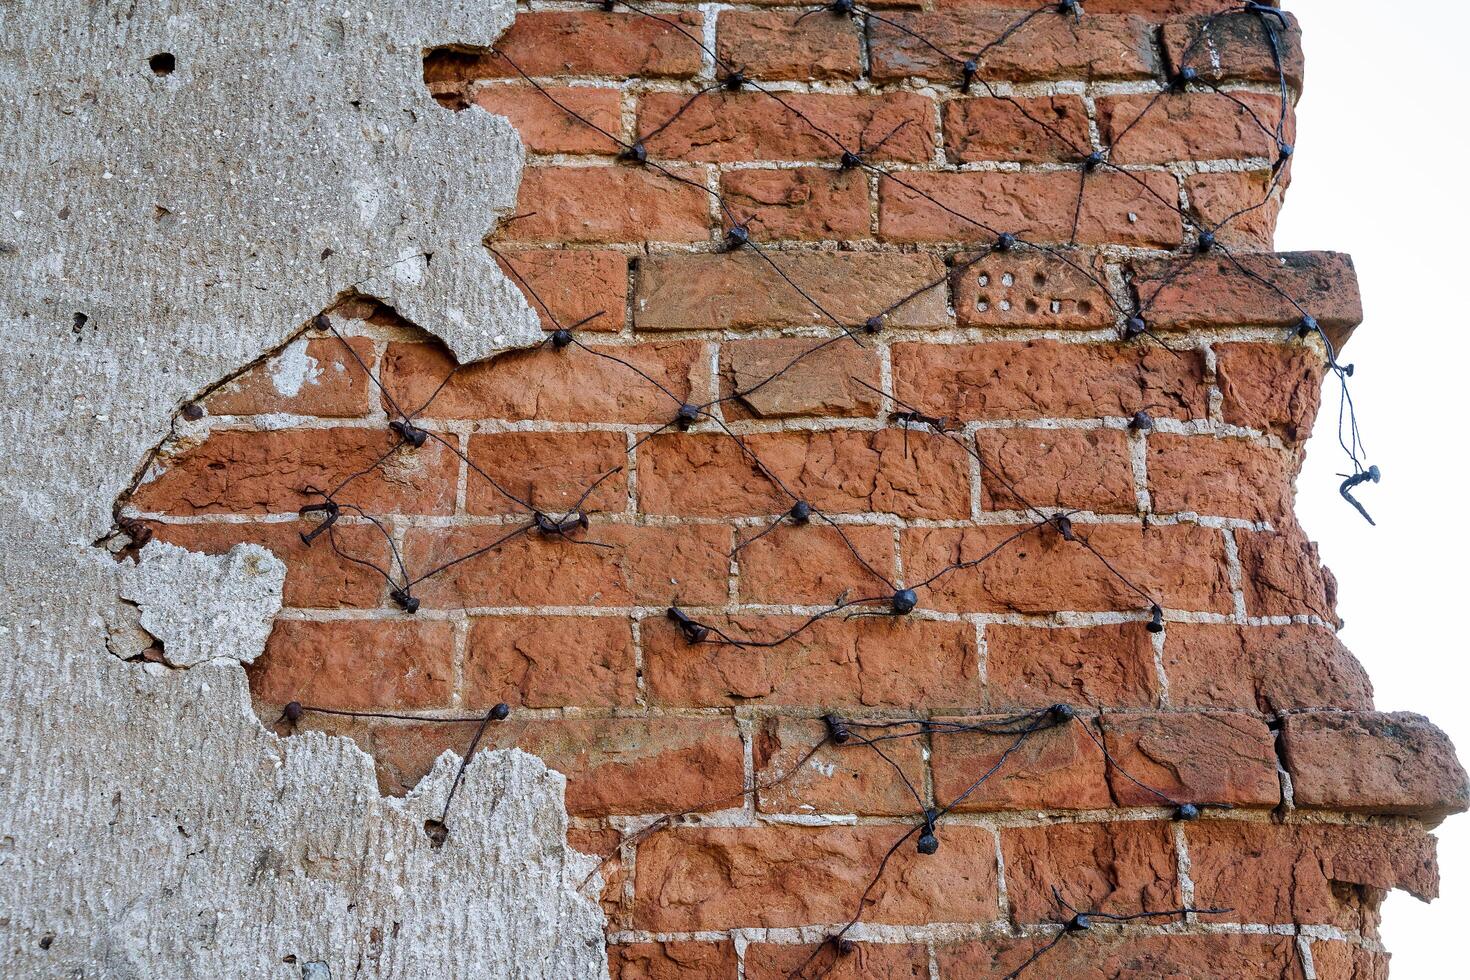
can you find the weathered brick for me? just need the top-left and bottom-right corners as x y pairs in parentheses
(472, 85), (623, 155)
(1311, 941), (1389, 980)
(905, 522), (1233, 614)
(1001, 821), (1179, 923)
(944, 95), (1090, 163)
(403, 523), (730, 608)
(932, 714), (1110, 811)
(1146, 433), (1297, 522)
(464, 615), (635, 708)
(1185, 170), (1283, 250)
(609, 941), (738, 980)
(1101, 712), (1280, 807)
(638, 429), (971, 519)
(737, 523), (896, 605)
(755, 715), (925, 816)
(643, 613), (983, 709)
(978, 426), (1137, 513)
(1214, 341), (1323, 444)
(1235, 523), (1337, 620)
(719, 337), (881, 420)
(951, 251), (1115, 330)
(639, 91), (934, 163)
(130, 428), (459, 516)
(380, 339), (709, 425)
(892, 341), (1209, 422)
(635, 252), (950, 331)
(465, 431), (628, 516)
(145, 520), (388, 609)
(1163, 11), (1304, 91)
(503, 165), (711, 245)
(719, 167), (870, 241)
(939, 934), (1306, 979)
(1163, 623), (1372, 713)
(717, 11), (863, 81)
(745, 942), (928, 980)
(205, 337), (373, 417)
(491, 248), (627, 332)
(1132, 252), (1362, 348)
(1186, 822), (1439, 931)
(249, 620), (454, 710)
(1282, 712), (1469, 820)
(425, 13), (703, 82)
(570, 826), (625, 919)
(987, 623), (1162, 710)
(878, 170), (1182, 247)
(1089, 0), (1272, 13)
(633, 824), (999, 930)
(869, 6), (1159, 83)
(1097, 92), (1293, 164)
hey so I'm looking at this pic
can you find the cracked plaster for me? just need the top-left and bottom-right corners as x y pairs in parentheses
(0, 1), (604, 977)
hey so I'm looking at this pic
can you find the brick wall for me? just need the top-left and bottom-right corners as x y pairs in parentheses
(122, 2), (1466, 977)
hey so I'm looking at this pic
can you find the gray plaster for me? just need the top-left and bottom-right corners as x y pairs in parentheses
(0, 1), (604, 977)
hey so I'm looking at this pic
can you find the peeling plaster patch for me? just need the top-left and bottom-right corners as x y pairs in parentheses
(268, 339), (323, 398)
(119, 541), (285, 668)
(0, 1), (605, 976)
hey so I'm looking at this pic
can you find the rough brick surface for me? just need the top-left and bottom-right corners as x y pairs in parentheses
(716, 11), (863, 82)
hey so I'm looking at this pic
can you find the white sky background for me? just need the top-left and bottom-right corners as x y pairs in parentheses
(1278, 0), (1469, 973)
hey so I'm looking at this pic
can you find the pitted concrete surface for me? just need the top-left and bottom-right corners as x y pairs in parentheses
(0, 2), (603, 977)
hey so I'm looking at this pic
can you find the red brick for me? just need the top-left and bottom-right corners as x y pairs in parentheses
(205, 337), (373, 417)
(944, 95), (1090, 163)
(249, 619), (454, 710)
(1311, 941), (1389, 980)
(719, 167), (870, 241)
(869, 6), (1159, 83)
(471, 85), (623, 155)
(738, 523), (896, 605)
(146, 520), (389, 609)
(755, 715), (925, 816)
(638, 429), (971, 519)
(380, 340), (709, 425)
(403, 523), (730, 609)
(643, 613), (983, 709)
(464, 615), (635, 708)
(1133, 252), (1362, 348)
(977, 427), (1137, 513)
(130, 428), (459, 516)
(1088, 0), (1270, 13)
(1282, 712), (1469, 820)
(635, 252), (950, 331)
(932, 714), (1110, 811)
(1147, 433), (1297, 522)
(609, 941), (738, 980)
(1235, 524), (1337, 620)
(1000, 821), (1179, 923)
(570, 826), (624, 919)
(1185, 170), (1284, 250)
(716, 11), (863, 81)
(424, 13), (703, 82)
(465, 431), (628, 516)
(987, 623), (1161, 710)
(905, 522), (1233, 615)
(633, 824), (999, 930)
(491, 248), (627, 332)
(892, 341), (1209, 422)
(1185, 822), (1439, 931)
(1163, 11), (1304, 91)
(502, 165), (711, 245)
(879, 169), (1182, 248)
(1162, 623), (1372, 713)
(719, 337), (880, 420)
(1101, 712), (1280, 807)
(1097, 92), (1293, 164)
(639, 91), (934, 163)
(939, 934), (1305, 979)
(1215, 342), (1324, 444)
(951, 252), (1114, 330)
(745, 942), (928, 980)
